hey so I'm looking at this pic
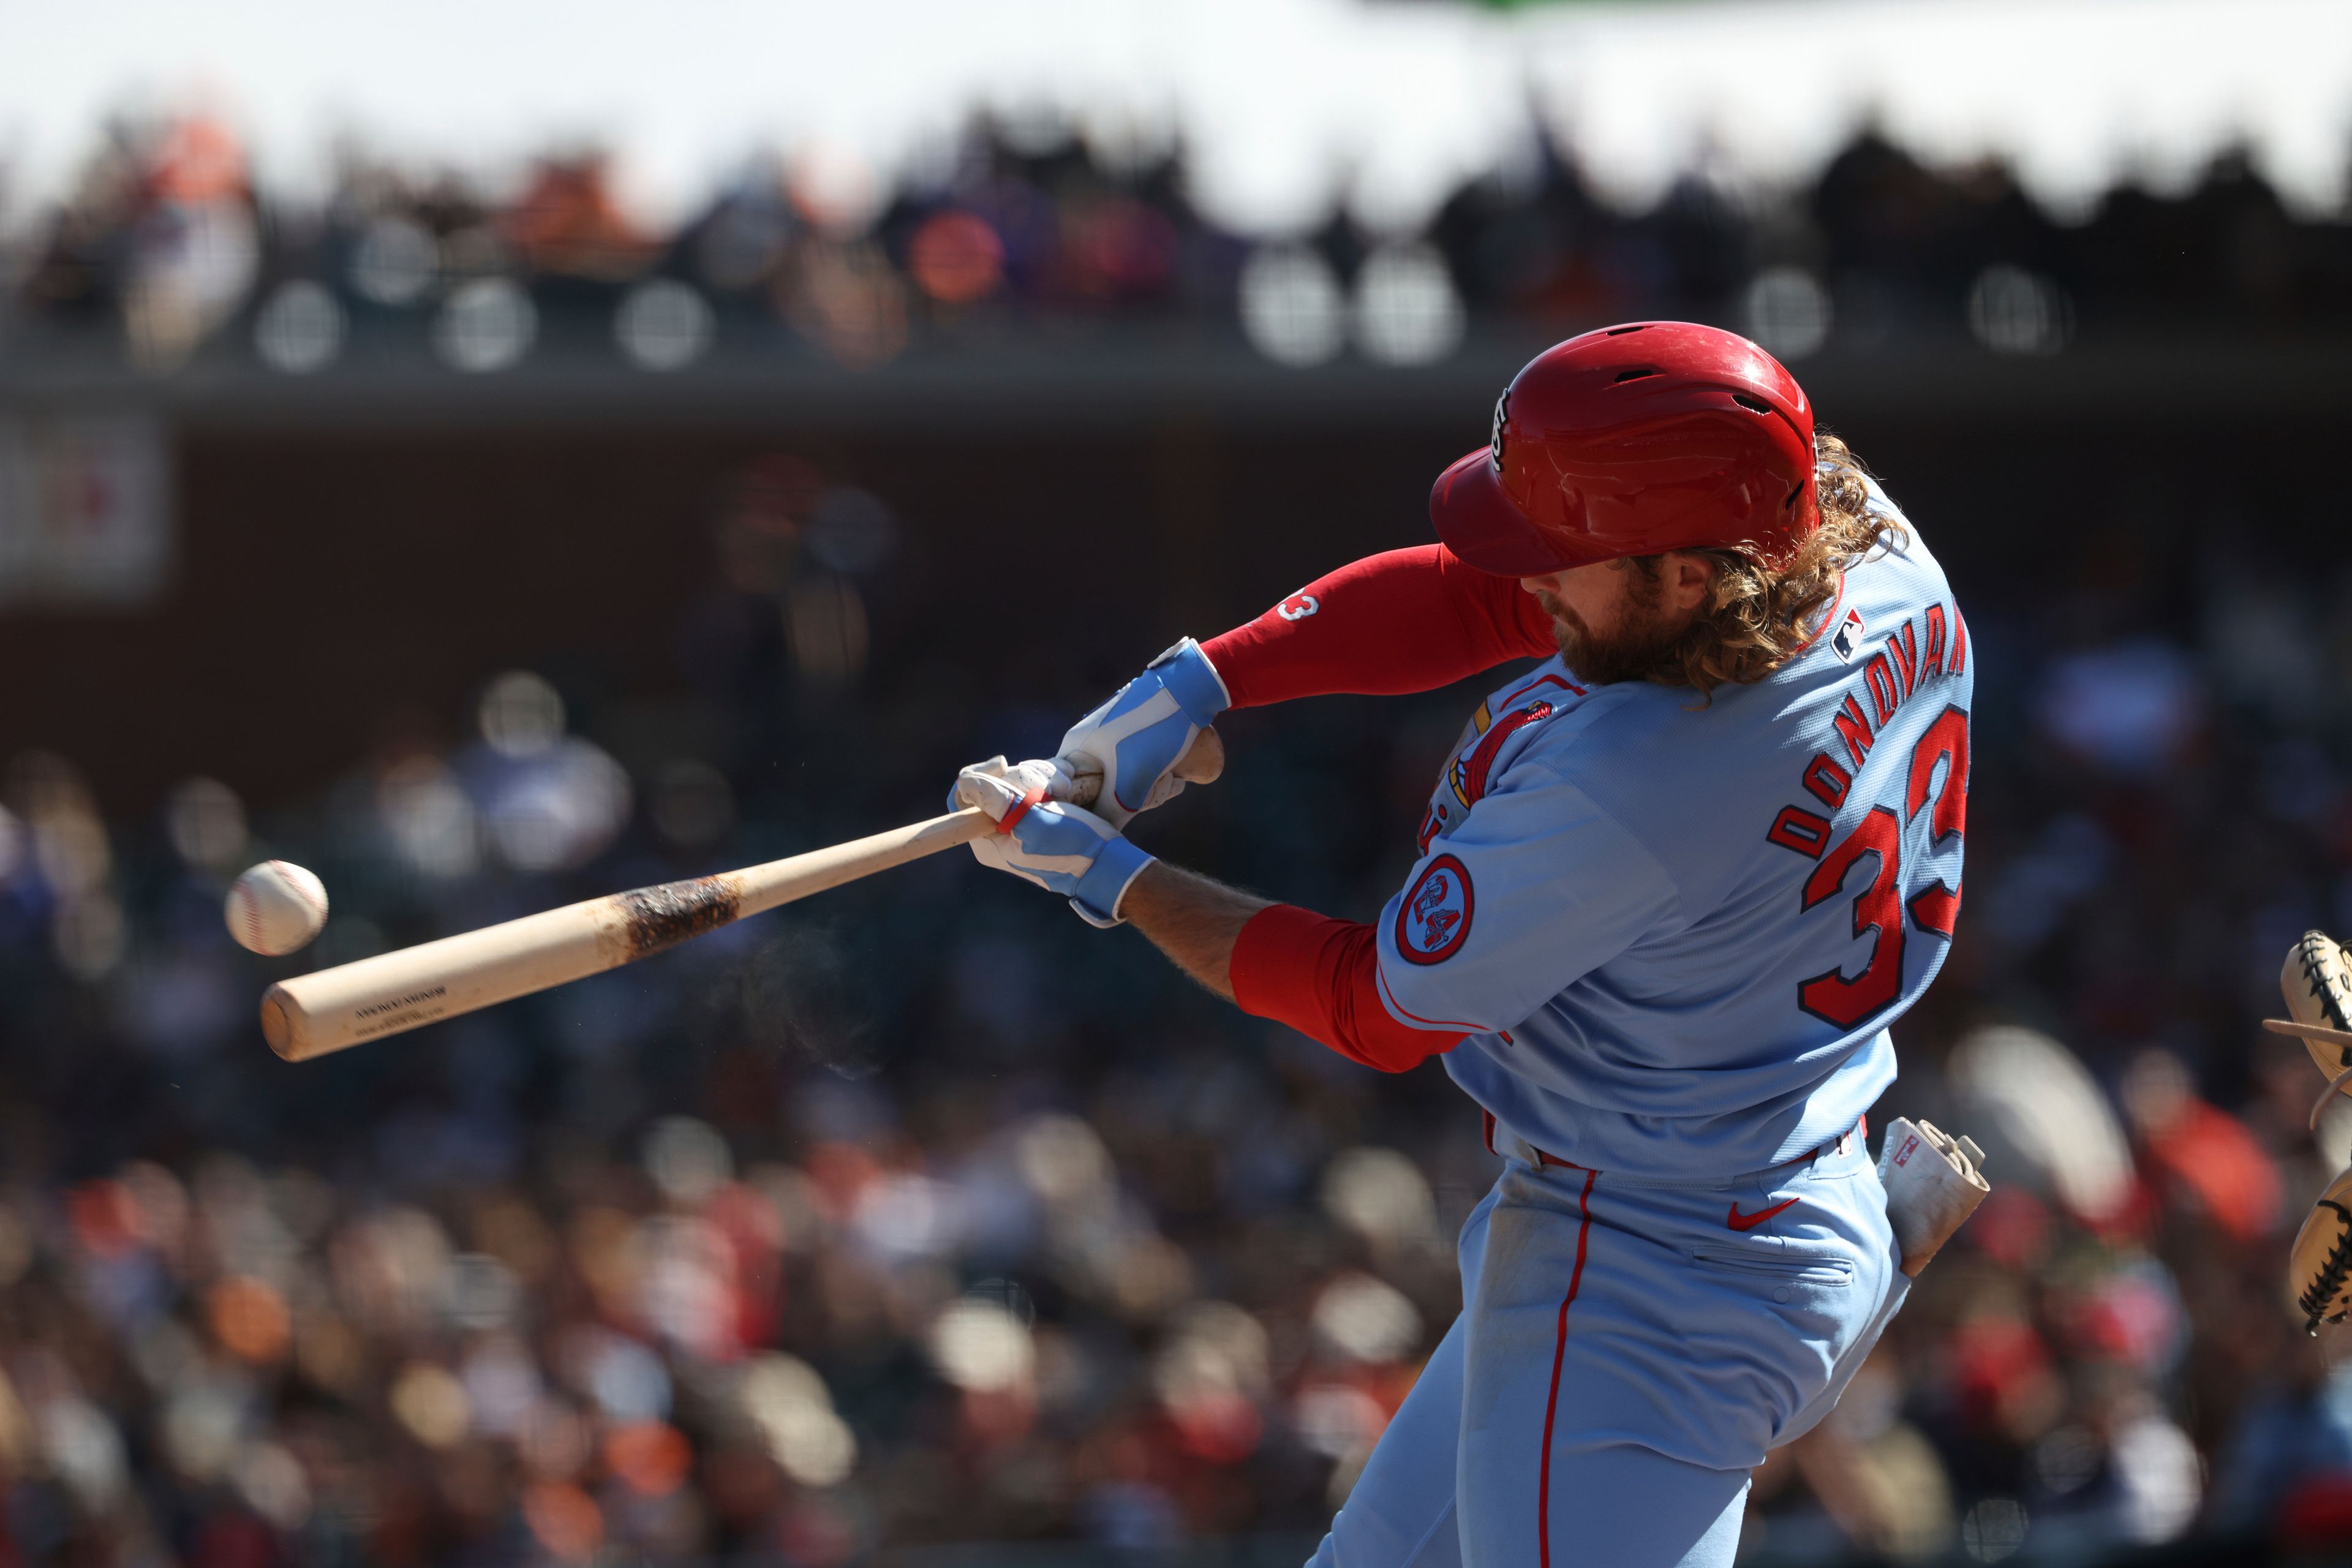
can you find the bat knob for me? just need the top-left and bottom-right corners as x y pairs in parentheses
(1177, 725), (1226, 786)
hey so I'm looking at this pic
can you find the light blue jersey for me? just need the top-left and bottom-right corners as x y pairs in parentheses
(1377, 511), (1970, 1179)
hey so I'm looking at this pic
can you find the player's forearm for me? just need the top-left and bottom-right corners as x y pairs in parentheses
(1119, 861), (1270, 1001)
(1200, 546), (1553, 709)
(1124, 865), (1462, 1072)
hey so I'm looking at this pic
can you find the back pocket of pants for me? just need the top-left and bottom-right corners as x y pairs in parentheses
(1689, 1249), (1854, 1287)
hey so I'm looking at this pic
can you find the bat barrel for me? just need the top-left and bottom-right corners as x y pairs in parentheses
(263, 805), (999, 1061)
(262, 900), (630, 1060)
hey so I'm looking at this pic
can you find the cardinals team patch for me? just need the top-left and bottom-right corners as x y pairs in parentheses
(1396, 854), (1475, 964)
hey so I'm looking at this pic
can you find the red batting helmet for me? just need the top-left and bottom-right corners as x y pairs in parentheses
(1429, 321), (1819, 576)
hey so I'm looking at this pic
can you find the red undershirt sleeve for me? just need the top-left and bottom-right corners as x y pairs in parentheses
(1200, 545), (1553, 710)
(1229, 903), (1465, 1072)
(1207, 548), (1538, 1067)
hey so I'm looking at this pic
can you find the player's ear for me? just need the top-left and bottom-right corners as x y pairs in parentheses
(1665, 551), (1715, 614)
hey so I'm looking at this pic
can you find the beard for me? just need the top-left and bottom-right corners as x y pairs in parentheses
(1534, 574), (1686, 686)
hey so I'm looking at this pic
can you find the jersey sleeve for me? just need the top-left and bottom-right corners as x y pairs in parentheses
(1374, 763), (1683, 1036)
(1229, 903), (1465, 1072)
(1200, 545), (1554, 709)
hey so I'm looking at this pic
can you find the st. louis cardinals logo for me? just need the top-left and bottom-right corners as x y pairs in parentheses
(1277, 592), (1320, 622)
(1490, 390), (1510, 470)
(1450, 699), (1552, 810)
(1395, 854), (1474, 965)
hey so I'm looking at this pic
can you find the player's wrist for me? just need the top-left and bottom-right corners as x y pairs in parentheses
(1069, 837), (1155, 929)
(1148, 636), (1231, 723)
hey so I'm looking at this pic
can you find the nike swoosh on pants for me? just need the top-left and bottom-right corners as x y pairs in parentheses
(1725, 1198), (1799, 1232)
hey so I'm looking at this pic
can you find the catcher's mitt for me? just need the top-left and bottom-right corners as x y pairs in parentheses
(2266, 930), (2352, 1132)
(2291, 1164), (2352, 1334)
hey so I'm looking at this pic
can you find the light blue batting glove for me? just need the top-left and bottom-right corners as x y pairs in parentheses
(1055, 637), (1229, 829)
(951, 757), (1155, 928)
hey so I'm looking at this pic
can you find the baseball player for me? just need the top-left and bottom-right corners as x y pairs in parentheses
(952, 322), (1971, 1566)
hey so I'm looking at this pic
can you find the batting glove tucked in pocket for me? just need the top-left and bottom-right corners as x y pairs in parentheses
(951, 757), (1155, 928)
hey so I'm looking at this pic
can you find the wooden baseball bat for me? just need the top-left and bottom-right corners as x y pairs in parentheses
(262, 730), (1223, 1061)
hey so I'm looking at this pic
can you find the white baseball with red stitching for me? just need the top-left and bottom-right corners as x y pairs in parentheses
(224, 861), (330, 956)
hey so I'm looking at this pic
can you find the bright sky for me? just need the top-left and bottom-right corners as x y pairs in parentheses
(2, 0), (2346, 233)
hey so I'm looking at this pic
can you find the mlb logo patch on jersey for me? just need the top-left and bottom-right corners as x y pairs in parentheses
(1396, 854), (1475, 964)
(1830, 608), (1866, 663)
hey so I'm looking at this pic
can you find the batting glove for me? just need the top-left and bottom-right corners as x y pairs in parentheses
(1055, 638), (1229, 829)
(952, 757), (1154, 929)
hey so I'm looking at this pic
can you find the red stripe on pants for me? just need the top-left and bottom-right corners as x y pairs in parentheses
(1537, 1167), (1599, 1568)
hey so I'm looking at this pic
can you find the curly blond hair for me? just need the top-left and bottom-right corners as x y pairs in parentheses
(1626, 432), (1908, 698)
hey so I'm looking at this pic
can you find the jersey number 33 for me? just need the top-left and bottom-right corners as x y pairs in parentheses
(1765, 614), (1971, 1031)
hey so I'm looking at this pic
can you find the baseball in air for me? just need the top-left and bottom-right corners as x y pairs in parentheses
(225, 861), (330, 956)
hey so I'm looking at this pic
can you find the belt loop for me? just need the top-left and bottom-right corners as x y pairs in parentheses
(1823, 1118), (1861, 1163)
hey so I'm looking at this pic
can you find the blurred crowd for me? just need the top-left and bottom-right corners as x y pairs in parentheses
(6, 453), (2352, 1568)
(4, 107), (2352, 378)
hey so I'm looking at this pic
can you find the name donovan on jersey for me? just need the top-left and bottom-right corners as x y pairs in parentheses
(1761, 595), (1972, 1030)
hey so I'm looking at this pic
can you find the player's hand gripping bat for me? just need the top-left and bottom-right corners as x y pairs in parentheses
(262, 729), (1224, 1061)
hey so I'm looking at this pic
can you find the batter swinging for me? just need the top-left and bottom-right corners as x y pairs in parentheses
(952, 322), (1972, 1567)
